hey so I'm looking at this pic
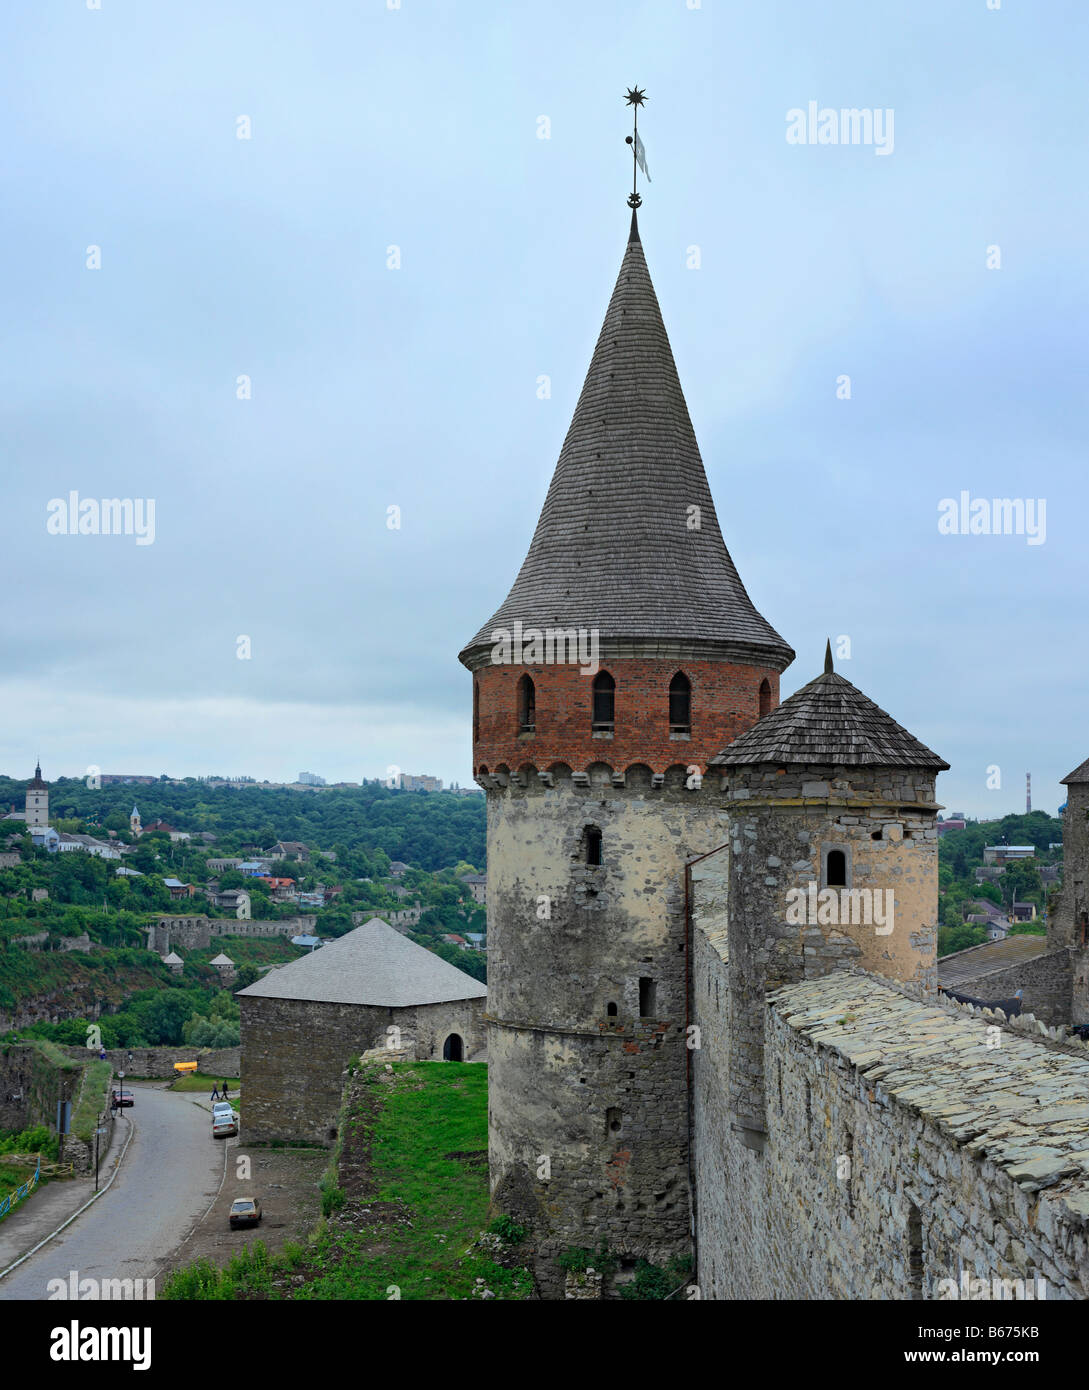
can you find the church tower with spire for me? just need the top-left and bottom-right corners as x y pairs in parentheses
(25, 762), (48, 828)
(460, 176), (794, 1289)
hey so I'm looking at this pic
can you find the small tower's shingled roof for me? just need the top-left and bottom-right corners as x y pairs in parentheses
(459, 212), (793, 670)
(712, 649), (948, 770)
(1061, 757), (1089, 785)
(27, 762), (47, 790)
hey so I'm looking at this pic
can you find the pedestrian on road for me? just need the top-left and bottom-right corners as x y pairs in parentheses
(211, 1084), (220, 1102)
(222, 1081), (229, 1098)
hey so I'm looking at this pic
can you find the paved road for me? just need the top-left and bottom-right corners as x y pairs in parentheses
(0, 1083), (226, 1300)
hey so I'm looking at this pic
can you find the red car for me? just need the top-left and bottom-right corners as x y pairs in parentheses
(111, 1089), (134, 1108)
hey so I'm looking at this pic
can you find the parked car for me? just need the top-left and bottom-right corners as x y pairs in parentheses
(212, 1107), (238, 1138)
(228, 1198), (261, 1229)
(211, 1101), (234, 1119)
(110, 1089), (134, 1108)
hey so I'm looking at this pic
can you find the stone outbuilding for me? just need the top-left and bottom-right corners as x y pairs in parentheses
(162, 951), (184, 974)
(208, 952), (236, 982)
(237, 918), (487, 1143)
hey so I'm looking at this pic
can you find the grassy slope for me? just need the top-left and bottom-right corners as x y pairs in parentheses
(159, 1062), (532, 1301)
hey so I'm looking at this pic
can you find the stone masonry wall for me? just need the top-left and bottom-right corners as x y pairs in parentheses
(485, 764), (733, 1295)
(0, 1043), (73, 1133)
(942, 947), (1074, 1026)
(61, 1045), (241, 1079)
(692, 964), (1089, 1299)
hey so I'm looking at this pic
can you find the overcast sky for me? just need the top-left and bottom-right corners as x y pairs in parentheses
(1, 0), (1085, 817)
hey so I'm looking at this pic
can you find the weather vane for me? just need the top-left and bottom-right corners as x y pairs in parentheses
(623, 87), (650, 209)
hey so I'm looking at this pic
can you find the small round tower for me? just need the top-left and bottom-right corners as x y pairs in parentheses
(708, 643), (948, 1141)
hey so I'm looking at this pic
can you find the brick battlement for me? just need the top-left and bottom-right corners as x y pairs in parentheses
(472, 658), (779, 777)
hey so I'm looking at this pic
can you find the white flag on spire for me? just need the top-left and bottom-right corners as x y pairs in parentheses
(635, 130), (651, 183)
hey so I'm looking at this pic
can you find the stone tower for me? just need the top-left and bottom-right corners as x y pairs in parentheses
(459, 209), (794, 1293)
(25, 762), (48, 828)
(703, 645), (948, 1145)
(130, 805), (142, 837)
(1053, 757), (1089, 1023)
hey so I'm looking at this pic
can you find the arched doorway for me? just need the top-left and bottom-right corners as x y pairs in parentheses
(443, 1033), (463, 1062)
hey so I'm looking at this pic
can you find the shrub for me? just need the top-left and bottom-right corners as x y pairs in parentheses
(558, 1244), (616, 1278)
(617, 1255), (693, 1301)
(488, 1214), (527, 1244)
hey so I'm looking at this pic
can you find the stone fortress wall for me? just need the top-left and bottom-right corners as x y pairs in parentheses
(691, 961), (1089, 1300)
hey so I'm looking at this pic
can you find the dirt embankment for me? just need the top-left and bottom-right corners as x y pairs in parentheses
(158, 1142), (325, 1278)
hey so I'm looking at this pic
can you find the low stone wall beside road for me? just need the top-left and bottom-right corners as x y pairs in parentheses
(61, 1046), (241, 1079)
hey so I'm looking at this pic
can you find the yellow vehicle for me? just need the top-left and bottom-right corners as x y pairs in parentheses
(173, 1061), (199, 1074)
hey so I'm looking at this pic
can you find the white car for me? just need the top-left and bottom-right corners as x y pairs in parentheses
(211, 1102), (238, 1138)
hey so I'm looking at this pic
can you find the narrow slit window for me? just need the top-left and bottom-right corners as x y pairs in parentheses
(759, 678), (772, 719)
(517, 674), (536, 734)
(639, 977), (656, 1016)
(584, 826), (603, 865)
(592, 671), (615, 730)
(669, 672), (691, 733)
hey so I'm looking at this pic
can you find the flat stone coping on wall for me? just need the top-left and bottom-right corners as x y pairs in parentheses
(937, 934), (1050, 987)
(769, 973), (1089, 1223)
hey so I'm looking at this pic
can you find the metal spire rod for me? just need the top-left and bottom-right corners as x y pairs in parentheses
(624, 86), (646, 209)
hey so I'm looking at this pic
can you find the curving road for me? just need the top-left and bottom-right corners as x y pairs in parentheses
(0, 1082), (226, 1301)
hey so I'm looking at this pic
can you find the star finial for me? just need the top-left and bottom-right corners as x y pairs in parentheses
(624, 87), (647, 107)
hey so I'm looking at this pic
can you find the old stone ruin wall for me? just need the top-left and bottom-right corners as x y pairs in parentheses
(60, 1044), (241, 1078)
(147, 915), (318, 953)
(691, 958), (1089, 1300)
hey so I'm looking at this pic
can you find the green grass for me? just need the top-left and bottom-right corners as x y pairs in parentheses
(0, 1165), (33, 1196)
(72, 1059), (112, 1142)
(169, 1072), (241, 1093)
(159, 1061), (532, 1301)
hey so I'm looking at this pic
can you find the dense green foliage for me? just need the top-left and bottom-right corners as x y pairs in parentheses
(0, 1123), (59, 1162)
(0, 777), (484, 872)
(937, 813), (1059, 956)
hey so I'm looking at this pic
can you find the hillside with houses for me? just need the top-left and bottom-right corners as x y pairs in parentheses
(0, 767), (487, 1046)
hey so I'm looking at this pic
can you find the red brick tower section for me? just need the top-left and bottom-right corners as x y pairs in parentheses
(462, 210), (794, 779)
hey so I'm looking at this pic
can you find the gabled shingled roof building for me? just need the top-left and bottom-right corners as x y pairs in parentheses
(238, 919), (486, 1143)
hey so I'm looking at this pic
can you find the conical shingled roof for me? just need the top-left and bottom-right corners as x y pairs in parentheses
(1062, 757), (1089, 784)
(711, 661), (949, 770)
(459, 213), (793, 669)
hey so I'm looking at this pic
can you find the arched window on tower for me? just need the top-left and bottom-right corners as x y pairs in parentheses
(824, 848), (848, 888)
(759, 679), (772, 719)
(473, 677), (480, 743)
(669, 672), (691, 734)
(591, 671), (615, 731)
(517, 674), (536, 734)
